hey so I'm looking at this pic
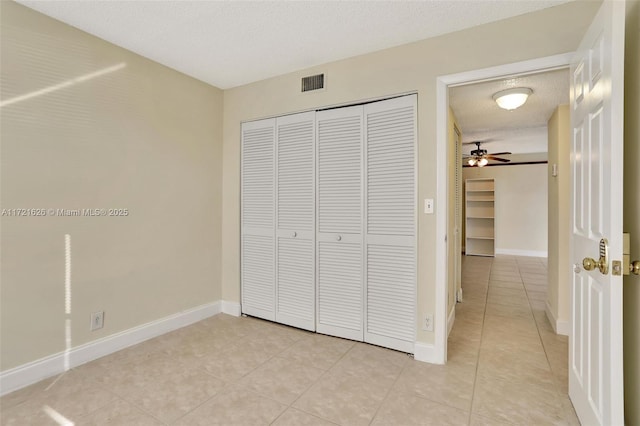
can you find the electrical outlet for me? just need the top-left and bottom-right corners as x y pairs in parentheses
(90, 311), (104, 331)
(423, 313), (434, 332)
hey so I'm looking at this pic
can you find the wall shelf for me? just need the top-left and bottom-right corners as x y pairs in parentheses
(465, 178), (495, 257)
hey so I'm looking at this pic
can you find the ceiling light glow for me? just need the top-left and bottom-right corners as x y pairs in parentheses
(493, 87), (532, 110)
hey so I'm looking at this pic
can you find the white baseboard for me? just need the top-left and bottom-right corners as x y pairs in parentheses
(545, 300), (569, 336)
(447, 306), (455, 337)
(413, 342), (445, 365)
(495, 248), (548, 258)
(0, 301), (222, 397)
(221, 301), (241, 317)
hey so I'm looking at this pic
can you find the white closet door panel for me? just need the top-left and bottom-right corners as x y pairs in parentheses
(242, 120), (275, 229)
(316, 105), (364, 340)
(365, 98), (416, 237)
(241, 119), (275, 320)
(365, 244), (415, 352)
(364, 95), (417, 353)
(242, 234), (275, 320)
(275, 111), (315, 330)
(277, 112), (315, 234)
(317, 241), (363, 340)
(317, 106), (362, 235)
(277, 238), (314, 330)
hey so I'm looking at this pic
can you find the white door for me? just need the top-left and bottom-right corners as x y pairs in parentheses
(569, 1), (625, 425)
(241, 119), (276, 320)
(275, 112), (316, 331)
(316, 105), (364, 341)
(363, 95), (417, 353)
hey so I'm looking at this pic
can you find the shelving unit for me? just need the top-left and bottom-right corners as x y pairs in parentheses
(465, 178), (495, 256)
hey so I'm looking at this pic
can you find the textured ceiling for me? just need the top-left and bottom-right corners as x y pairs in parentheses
(16, 0), (569, 89)
(450, 68), (569, 154)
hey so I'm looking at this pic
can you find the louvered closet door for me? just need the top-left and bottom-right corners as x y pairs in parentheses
(316, 105), (364, 341)
(364, 95), (417, 353)
(241, 119), (276, 321)
(276, 112), (316, 331)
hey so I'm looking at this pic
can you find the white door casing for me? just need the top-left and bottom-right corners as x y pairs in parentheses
(275, 112), (316, 331)
(569, 1), (625, 425)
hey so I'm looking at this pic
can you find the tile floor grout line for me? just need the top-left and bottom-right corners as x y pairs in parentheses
(279, 340), (361, 426)
(365, 352), (411, 425)
(465, 255), (493, 426)
(517, 258), (576, 425)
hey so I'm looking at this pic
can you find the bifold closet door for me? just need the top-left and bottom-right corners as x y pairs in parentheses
(275, 112), (316, 331)
(241, 119), (276, 321)
(364, 95), (417, 353)
(316, 105), (364, 341)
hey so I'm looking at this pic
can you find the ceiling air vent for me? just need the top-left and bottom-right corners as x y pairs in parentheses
(301, 73), (324, 92)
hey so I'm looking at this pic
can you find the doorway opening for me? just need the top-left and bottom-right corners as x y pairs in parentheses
(434, 53), (572, 363)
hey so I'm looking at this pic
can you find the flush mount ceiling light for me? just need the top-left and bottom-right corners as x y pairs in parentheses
(493, 87), (532, 110)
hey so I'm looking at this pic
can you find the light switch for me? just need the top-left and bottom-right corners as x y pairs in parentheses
(424, 199), (434, 214)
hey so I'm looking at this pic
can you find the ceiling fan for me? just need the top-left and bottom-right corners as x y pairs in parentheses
(462, 141), (511, 167)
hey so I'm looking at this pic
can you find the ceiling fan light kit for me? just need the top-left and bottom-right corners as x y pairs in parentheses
(493, 87), (533, 110)
(463, 141), (512, 167)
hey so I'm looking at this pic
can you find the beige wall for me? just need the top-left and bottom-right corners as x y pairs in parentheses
(0, 2), (223, 370)
(547, 104), (570, 333)
(624, 1), (640, 423)
(222, 2), (600, 345)
(463, 164), (548, 256)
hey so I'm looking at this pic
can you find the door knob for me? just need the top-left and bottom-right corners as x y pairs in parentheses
(583, 256), (608, 274)
(623, 234), (640, 275)
(336, 235), (342, 241)
(291, 231), (297, 237)
(583, 257), (597, 271)
(583, 238), (609, 275)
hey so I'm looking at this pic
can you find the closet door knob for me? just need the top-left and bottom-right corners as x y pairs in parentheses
(336, 235), (342, 241)
(292, 231), (297, 238)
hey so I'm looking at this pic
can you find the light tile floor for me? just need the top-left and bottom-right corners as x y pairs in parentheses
(1, 255), (577, 425)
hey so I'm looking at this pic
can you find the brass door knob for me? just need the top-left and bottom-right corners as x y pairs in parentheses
(583, 257), (597, 271)
(631, 261), (640, 275)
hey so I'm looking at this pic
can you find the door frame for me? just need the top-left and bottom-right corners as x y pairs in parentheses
(434, 52), (573, 364)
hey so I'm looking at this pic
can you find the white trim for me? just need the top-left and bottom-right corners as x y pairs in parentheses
(0, 301), (221, 396)
(495, 248), (548, 258)
(435, 77), (449, 366)
(436, 52), (572, 372)
(221, 301), (241, 317)
(443, 53), (574, 87)
(545, 300), (569, 336)
(447, 306), (456, 337)
(559, 318), (569, 336)
(413, 341), (444, 364)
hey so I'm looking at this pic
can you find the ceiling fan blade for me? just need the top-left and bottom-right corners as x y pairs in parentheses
(487, 156), (511, 162)
(488, 152), (512, 156)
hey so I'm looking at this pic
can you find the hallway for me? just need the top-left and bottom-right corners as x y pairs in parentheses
(452, 254), (577, 424)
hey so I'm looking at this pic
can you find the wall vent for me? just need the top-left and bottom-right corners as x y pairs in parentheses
(301, 74), (324, 92)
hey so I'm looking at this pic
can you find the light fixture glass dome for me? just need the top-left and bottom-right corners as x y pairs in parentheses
(493, 87), (532, 110)
(478, 158), (489, 167)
